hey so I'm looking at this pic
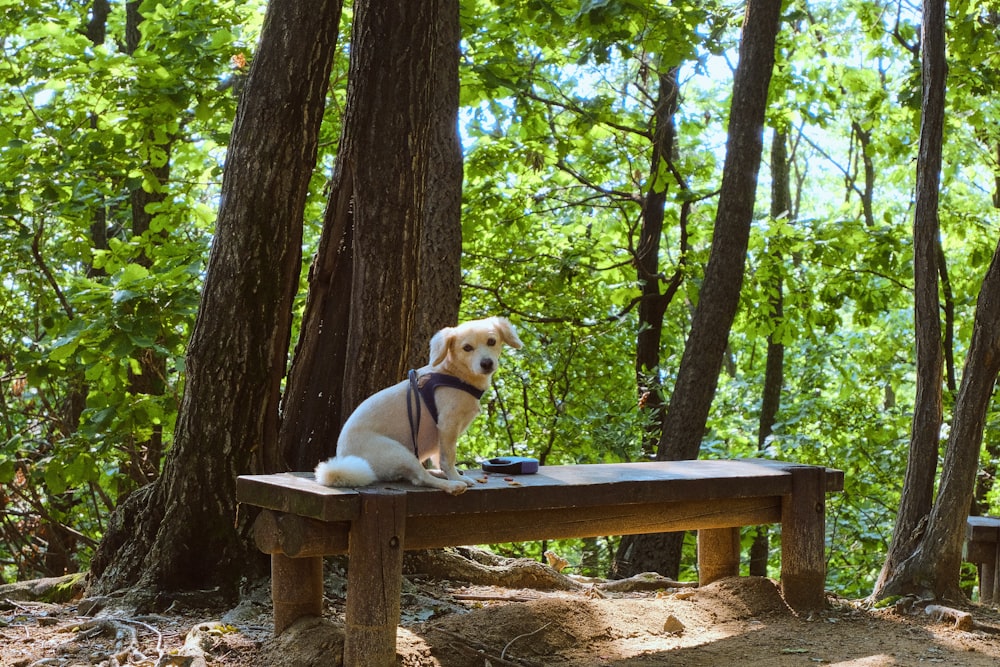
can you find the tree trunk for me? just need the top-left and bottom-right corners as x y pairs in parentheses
(635, 66), (680, 455)
(658, 0), (781, 463)
(279, 0), (463, 472)
(612, 0), (783, 579)
(973, 164), (1000, 514)
(870, 0), (946, 601)
(613, 67), (685, 579)
(938, 239), (956, 393)
(851, 120), (875, 228)
(875, 238), (1000, 601)
(87, 0), (343, 599)
(750, 127), (791, 577)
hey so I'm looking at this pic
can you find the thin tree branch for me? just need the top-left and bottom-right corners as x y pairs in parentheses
(30, 219), (74, 320)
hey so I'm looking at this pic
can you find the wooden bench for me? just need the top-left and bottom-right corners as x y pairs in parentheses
(966, 516), (1000, 603)
(237, 458), (844, 666)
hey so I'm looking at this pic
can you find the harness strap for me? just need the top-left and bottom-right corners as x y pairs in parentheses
(405, 371), (486, 460)
(417, 372), (485, 423)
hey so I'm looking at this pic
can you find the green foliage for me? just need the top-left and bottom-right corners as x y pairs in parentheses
(0, 0), (263, 579)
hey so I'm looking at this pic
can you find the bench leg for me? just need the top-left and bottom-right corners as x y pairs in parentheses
(780, 465), (827, 611)
(698, 527), (740, 585)
(992, 541), (1000, 605)
(979, 560), (995, 605)
(271, 553), (324, 635)
(344, 489), (406, 667)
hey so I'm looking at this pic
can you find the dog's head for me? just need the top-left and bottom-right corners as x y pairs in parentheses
(429, 317), (523, 382)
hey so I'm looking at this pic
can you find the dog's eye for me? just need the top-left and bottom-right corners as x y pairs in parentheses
(462, 344), (474, 352)
(487, 338), (497, 346)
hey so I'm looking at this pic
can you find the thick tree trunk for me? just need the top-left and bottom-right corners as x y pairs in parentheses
(88, 0), (343, 599)
(612, 0), (783, 579)
(870, 0), (946, 601)
(279, 0), (463, 472)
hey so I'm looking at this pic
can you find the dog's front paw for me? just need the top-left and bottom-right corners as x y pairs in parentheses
(443, 480), (469, 495)
(446, 472), (475, 487)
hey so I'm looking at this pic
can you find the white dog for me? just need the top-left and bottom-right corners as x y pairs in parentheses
(315, 317), (522, 495)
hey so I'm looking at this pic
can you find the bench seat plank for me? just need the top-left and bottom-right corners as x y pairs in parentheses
(238, 459), (843, 523)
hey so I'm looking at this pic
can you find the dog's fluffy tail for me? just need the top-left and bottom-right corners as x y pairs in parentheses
(314, 455), (378, 487)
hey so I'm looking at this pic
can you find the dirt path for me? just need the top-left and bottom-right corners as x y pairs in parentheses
(3, 575), (1000, 666)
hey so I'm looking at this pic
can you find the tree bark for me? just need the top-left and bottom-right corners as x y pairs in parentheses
(635, 66), (680, 455)
(750, 127), (791, 577)
(851, 120), (875, 228)
(88, 0), (343, 599)
(973, 165), (1000, 514)
(612, 0), (783, 579)
(875, 238), (1000, 601)
(279, 0), (463, 472)
(612, 67), (684, 579)
(658, 0), (781, 463)
(870, 0), (946, 601)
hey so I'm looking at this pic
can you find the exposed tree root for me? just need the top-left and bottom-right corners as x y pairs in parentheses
(892, 595), (1000, 634)
(405, 548), (582, 591)
(405, 547), (702, 595)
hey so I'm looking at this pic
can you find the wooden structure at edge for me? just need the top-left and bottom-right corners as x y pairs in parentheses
(237, 458), (845, 666)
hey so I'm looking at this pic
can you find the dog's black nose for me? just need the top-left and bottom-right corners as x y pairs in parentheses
(480, 358), (495, 372)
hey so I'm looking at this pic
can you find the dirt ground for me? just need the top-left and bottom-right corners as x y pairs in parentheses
(3, 564), (1000, 666)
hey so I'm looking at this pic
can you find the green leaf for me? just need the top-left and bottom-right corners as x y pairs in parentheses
(49, 337), (79, 362)
(0, 459), (15, 484)
(119, 263), (150, 285)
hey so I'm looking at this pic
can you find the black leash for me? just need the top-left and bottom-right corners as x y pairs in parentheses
(406, 369), (421, 459)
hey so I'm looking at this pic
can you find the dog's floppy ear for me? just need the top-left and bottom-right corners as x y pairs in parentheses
(492, 317), (523, 349)
(429, 327), (454, 366)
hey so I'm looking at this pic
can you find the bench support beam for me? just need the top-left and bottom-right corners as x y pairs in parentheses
(344, 489), (406, 667)
(780, 466), (827, 610)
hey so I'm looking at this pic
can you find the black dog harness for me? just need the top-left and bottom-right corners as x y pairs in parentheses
(406, 370), (485, 459)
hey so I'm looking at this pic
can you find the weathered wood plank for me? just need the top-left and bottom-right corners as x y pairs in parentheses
(237, 459), (843, 522)
(403, 496), (782, 549)
(966, 516), (1000, 543)
(238, 472), (362, 522)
